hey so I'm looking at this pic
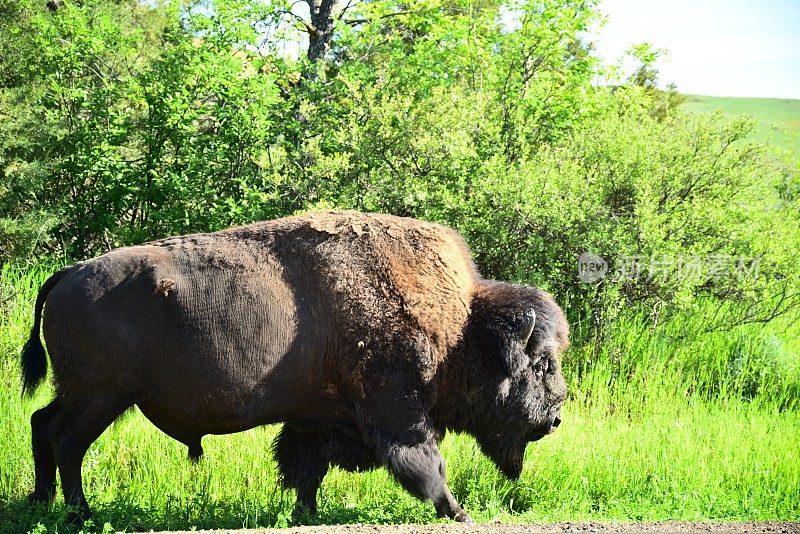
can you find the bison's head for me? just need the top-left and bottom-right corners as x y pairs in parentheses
(452, 282), (569, 479)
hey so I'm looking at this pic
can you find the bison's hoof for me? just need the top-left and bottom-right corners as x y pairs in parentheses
(28, 488), (55, 504)
(454, 511), (473, 523)
(291, 503), (317, 524)
(65, 508), (91, 527)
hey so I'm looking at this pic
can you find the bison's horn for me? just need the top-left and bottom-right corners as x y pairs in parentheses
(518, 308), (536, 345)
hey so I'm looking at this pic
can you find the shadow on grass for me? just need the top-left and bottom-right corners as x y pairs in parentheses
(0, 493), (441, 533)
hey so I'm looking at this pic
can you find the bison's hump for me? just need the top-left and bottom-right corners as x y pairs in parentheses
(224, 210), (479, 372)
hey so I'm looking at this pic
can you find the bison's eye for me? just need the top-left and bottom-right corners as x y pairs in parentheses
(530, 355), (544, 375)
(530, 354), (552, 376)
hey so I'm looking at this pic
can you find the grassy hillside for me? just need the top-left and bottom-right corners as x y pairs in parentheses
(682, 95), (800, 157)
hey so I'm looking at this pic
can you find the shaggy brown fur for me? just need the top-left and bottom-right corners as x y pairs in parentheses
(20, 210), (568, 525)
(222, 210), (477, 378)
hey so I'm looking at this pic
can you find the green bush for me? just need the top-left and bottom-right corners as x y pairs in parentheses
(279, 80), (799, 330)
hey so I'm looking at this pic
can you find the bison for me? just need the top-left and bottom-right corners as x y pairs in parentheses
(21, 210), (568, 524)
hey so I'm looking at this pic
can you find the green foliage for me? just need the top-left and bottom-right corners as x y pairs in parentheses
(1, 0), (284, 256)
(0, 0), (798, 366)
(0, 0), (605, 260)
(472, 103), (800, 328)
(625, 43), (664, 90)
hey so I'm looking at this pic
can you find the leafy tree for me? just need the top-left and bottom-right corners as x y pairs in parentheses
(1, 0), (284, 256)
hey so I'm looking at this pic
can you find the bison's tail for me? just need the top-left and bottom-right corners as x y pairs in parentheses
(21, 267), (70, 397)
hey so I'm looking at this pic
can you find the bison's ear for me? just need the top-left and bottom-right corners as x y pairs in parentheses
(517, 308), (536, 347)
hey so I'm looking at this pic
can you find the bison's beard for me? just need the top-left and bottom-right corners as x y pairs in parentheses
(477, 434), (527, 480)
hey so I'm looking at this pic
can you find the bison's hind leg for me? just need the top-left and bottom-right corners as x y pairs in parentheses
(29, 400), (61, 504)
(46, 394), (133, 524)
(273, 424), (328, 517)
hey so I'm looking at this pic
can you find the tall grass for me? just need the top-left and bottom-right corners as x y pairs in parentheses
(1, 265), (798, 533)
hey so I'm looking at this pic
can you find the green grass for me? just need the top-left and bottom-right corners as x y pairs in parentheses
(1, 265), (799, 533)
(682, 94), (800, 158)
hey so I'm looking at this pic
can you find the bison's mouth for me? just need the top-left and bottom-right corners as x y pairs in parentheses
(478, 415), (562, 480)
(529, 414), (561, 439)
(496, 425), (558, 478)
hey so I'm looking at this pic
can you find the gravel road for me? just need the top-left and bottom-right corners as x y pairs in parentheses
(135, 522), (800, 534)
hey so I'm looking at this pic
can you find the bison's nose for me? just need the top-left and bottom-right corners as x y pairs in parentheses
(547, 416), (561, 434)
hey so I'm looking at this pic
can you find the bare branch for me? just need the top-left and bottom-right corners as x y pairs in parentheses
(337, 0), (358, 21)
(343, 10), (413, 26)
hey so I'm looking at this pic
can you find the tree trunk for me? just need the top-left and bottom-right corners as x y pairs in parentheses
(306, 0), (336, 62)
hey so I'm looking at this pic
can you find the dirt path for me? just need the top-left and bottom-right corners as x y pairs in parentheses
(137, 522), (800, 534)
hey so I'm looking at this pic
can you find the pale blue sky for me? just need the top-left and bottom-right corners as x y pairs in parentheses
(592, 0), (800, 98)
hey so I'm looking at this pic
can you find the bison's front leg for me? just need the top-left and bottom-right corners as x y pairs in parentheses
(273, 424), (328, 517)
(358, 336), (472, 522)
(379, 437), (472, 522)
